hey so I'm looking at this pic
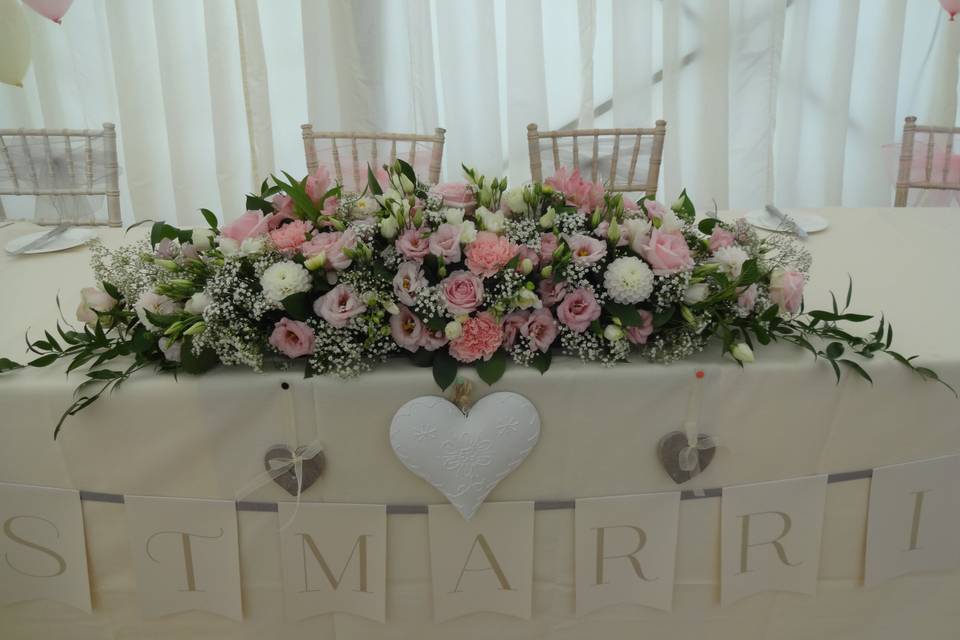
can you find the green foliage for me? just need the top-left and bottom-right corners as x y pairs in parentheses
(432, 350), (458, 390)
(476, 350), (507, 385)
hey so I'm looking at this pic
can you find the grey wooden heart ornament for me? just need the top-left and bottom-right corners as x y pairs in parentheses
(263, 446), (326, 496)
(657, 431), (716, 484)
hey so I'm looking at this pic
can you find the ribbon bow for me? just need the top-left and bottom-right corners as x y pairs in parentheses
(678, 435), (719, 474)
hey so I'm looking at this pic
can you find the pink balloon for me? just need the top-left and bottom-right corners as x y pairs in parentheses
(21, 0), (74, 24)
(941, 0), (960, 20)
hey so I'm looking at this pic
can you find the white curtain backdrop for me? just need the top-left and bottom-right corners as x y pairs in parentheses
(1, 0), (958, 226)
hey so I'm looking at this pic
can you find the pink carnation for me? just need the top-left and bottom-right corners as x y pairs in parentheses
(396, 227), (431, 262)
(708, 227), (736, 253)
(269, 220), (313, 252)
(448, 313), (504, 363)
(221, 210), (271, 243)
(625, 309), (654, 345)
(389, 305), (424, 353)
(521, 308), (558, 352)
(465, 231), (517, 277)
(638, 229), (694, 275)
(545, 167), (604, 212)
(556, 288), (601, 333)
(501, 311), (530, 350)
(268, 318), (316, 358)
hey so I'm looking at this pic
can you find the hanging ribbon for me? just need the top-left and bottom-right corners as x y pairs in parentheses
(678, 370), (719, 485)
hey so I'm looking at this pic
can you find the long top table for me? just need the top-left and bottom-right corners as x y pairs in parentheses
(0, 209), (958, 639)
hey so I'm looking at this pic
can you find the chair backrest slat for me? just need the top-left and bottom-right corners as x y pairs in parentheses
(895, 116), (960, 207)
(591, 133), (599, 183)
(944, 133), (954, 184)
(608, 134), (620, 185)
(0, 135), (19, 191)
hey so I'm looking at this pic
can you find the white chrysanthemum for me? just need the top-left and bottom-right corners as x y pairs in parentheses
(712, 245), (749, 278)
(603, 256), (654, 304)
(260, 261), (312, 303)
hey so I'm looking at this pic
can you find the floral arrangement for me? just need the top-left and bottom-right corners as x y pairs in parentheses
(0, 160), (952, 436)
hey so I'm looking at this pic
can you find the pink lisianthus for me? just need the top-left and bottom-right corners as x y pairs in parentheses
(736, 284), (758, 313)
(393, 261), (427, 306)
(515, 246), (540, 272)
(440, 270), (484, 315)
(155, 237), (177, 259)
(625, 309), (655, 345)
(545, 167), (604, 212)
(539, 232), (559, 264)
(538, 278), (568, 306)
(643, 199), (668, 220)
(429, 223), (463, 263)
(594, 220), (628, 247)
(638, 229), (694, 275)
(221, 210), (272, 243)
(708, 227), (736, 253)
(431, 182), (475, 209)
(306, 165), (333, 204)
(623, 197), (640, 212)
(269, 219), (313, 252)
(465, 231), (517, 277)
(419, 327), (448, 351)
(501, 311), (530, 350)
(268, 317), (316, 358)
(301, 229), (357, 270)
(567, 233), (607, 265)
(269, 194), (295, 229)
(76, 286), (117, 327)
(313, 284), (367, 327)
(556, 288), (601, 333)
(521, 308), (558, 352)
(396, 227), (431, 262)
(389, 305), (424, 353)
(768, 270), (805, 314)
(448, 312), (504, 363)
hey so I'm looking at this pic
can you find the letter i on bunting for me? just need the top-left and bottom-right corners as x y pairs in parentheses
(0, 483), (92, 613)
(720, 475), (827, 606)
(278, 503), (386, 622)
(575, 492), (681, 616)
(124, 496), (243, 620)
(428, 501), (534, 622)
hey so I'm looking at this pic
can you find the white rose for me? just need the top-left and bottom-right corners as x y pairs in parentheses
(444, 208), (465, 225)
(683, 282), (710, 305)
(218, 237), (239, 257)
(731, 342), (755, 363)
(379, 216), (399, 239)
(459, 220), (478, 244)
(259, 262), (312, 304)
(185, 291), (212, 315)
(603, 324), (625, 342)
(504, 187), (526, 214)
(192, 228), (215, 251)
(240, 236), (267, 256)
(476, 206), (505, 233)
(444, 320), (463, 340)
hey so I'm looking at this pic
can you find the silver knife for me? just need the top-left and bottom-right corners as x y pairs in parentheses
(765, 204), (807, 240)
(7, 224), (71, 255)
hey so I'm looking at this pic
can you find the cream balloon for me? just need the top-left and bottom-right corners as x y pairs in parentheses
(0, 0), (32, 88)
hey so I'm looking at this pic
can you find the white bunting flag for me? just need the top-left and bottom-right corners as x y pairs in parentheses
(125, 495), (242, 620)
(278, 503), (386, 622)
(864, 455), (960, 587)
(428, 501), (533, 622)
(721, 475), (827, 606)
(0, 483), (91, 613)
(575, 492), (680, 615)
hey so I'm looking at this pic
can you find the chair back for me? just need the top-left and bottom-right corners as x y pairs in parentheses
(894, 116), (960, 207)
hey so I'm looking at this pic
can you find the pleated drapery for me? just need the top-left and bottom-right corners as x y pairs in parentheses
(1, 0), (957, 226)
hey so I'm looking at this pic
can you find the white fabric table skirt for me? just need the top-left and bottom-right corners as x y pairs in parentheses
(1, 209), (959, 638)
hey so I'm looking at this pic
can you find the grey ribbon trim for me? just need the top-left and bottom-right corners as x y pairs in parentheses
(74, 468), (874, 512)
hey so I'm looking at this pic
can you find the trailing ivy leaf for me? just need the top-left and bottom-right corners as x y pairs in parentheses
(200, 208), (219, 231)
(28, 353), (59, 367)
(604, 302), (642, 327)
(530, 350), (552, 374)
(0, 357), (24, 372)
(697, 218), (719, 235)
(476, 350), (507, 385)
(150, 222), (180, 248)
(180, 337), (219, 374)
(281, 292), (311, 321)
(367, 165), (384, 195)
(432, 350), (457, 390)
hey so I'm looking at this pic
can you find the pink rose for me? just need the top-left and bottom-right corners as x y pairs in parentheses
(448, 312), (504, 363)
(389, 305), (424, 353)
(396, 227), (431, 262)
(313, 284), (367, 327)
(556, 288), (601, 333)
(269, 194), (295, 229)
(737, 284), (758, 312)
(638, 229), (694, 275)
(501, 311), (530, 350)
(769, 270), (805, 314)
(708, 227), (736, 253)
(268, 317), (316, 358)
(440, 270), (484, 315)
(521, 308), (558, 352)
(567, 233), (607, 265)
(538, 278), (568, 306)
(540, 233), (559, 264)
(545, 167), (604, 212)
(419, 327), (448, 351)
(221, 210), (272, 243)
(393, 261), (427, 306)
(431, 182), (475, 209)
(429, 223), (463, 263)
(306, 165), (333, 204)
(465, 231), (517, 277)
(625, 309), (654, 345)
(269, 220), (313, 252)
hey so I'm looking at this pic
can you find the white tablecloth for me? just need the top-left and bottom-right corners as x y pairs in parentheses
(1, 209), (959, 639)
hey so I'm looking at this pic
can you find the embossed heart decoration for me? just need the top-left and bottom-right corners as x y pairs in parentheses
(389, 392), (540, 521)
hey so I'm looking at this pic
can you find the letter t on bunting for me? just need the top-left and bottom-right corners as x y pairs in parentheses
(428, 501), (533, 622)
(278, 503), (386, 622)
(574, 492), (680, 616)
(720, 475), (827, 606)
(124, 495), (243, 620)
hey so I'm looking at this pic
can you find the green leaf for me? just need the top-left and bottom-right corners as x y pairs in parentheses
(426, 316), (446, 332)
(476, 350), (507, 386)
(246, 194), (275, 215)
(131, 326), (155, 355)
(652, 308), (674, 329)
(408, 348), (434, 367)
(737, 258), (761, 285)
(673, 188), (696, 223)
(432, 350), (458, 390)
(826, 342), (844, 359)
(697, 218), (719, 235)
(396, 158), (417, 187)
(144, 308), (178, 329)
(367, 164), (384, 196)
(844, 274), (853, 311)
(760, 304), (780, 322)
(200, 208), (219, 231)
(180, 337), (219, 374)
(101, 281), (122, 302)
(0, 357), (24, 372)
(840, 359), (873, 384)
(150, 222), (180, 248)
(281, 292), (312, 321)
(604, 302), (643, 327)
(28, 353), (59, 367)
(530, 350), (552, 374)
(86, 369), (125, 380)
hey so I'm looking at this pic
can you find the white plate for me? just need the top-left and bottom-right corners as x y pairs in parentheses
(745, 209), (829, 234)
(4, 227), (98, 255)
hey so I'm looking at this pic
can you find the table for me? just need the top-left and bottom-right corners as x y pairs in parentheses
(1, 209), (959, 639)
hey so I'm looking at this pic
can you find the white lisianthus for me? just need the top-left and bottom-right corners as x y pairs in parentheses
(519, 257), (534, 275)
(516, 288), (542, 310)
(383, 299), (400, 315)
(304, 252), (327, 271)
(240, 236), (268, 256)
(379, 216), (399, 239)
(683, 282), (710, 305)
(731, 342), (755, 363)
(476, 206), (505, 233)
(459, 220), (478, 244)
(603, 324), (625, 342)
(623, 217), (652, 244)
(603, 256), (654, 304)
(260, 261), (312, 304)
(135, 291), (183, 331)
(192, 228), (215, 251)
(656, 209), (683, 233)
(76, 287), (118, 327)
(712, 245), (749, 278)
(539, 207), (557, 230)
(185, 291), (212, 315)
(444, 320), (463, 340)
(218, 237), (239, 257)
(504, 187), (526, 214)
(444, 208), (465, 225)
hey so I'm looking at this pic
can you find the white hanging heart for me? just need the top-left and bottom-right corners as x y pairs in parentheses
(389, 392), (540, 521)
